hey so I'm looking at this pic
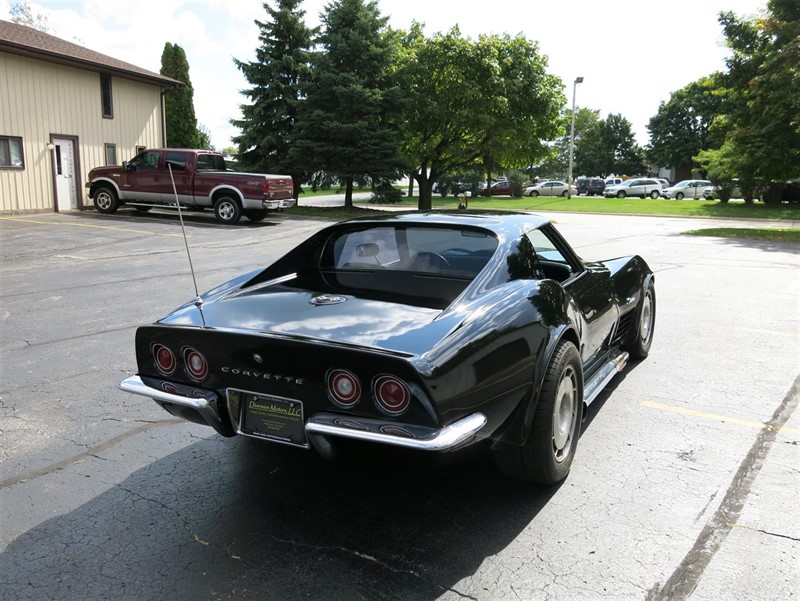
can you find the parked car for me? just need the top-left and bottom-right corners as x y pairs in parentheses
(576, 177), (606, 196)
(479, 180), (513, 196)
(656, 178), (671, 190)
(604, 177), (623, 187)
(603, 178), (663, 198)
(86, 148), (295, 225)
(119, 212), (655, 485)
(661, 180), (712, 200)
(525, 180), (578, 197)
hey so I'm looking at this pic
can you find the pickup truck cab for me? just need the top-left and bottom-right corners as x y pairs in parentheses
(86, 148), (294, 225)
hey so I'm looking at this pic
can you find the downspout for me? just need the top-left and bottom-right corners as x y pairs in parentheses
(160, 88), (167, 147)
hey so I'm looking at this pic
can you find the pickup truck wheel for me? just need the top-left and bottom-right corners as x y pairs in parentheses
(244, 209), (268, 222)
(213, 196), (242, 225)
(494, 340), (583, 485)
(93, 186), (119, 214)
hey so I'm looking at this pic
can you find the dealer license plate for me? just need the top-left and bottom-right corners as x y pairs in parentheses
(234, 390), (307, 447)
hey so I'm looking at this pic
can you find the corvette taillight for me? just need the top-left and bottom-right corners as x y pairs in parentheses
(152, 344), (176, 376)
(183, 347), (209, 381)
(373, 375), (410, 416)
(327, 369), (361, 408)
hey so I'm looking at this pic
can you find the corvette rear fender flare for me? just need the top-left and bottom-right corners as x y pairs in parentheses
(489, 323), (580, 451)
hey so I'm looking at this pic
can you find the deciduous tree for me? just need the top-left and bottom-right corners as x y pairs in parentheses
(575, 113), (646, 177)
(396, 26), (563, 209)
(646, 75), (728, 176)
(698, 0), (800, 200)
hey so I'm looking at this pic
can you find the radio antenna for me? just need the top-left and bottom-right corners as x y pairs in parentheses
(168, 163), (206, 326)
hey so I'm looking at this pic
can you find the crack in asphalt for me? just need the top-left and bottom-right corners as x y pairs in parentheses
(732, 523), (800, 543)
(0, 419), (183, 488)
(646, 374), (800, 601)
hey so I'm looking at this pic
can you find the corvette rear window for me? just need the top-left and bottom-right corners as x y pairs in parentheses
(329, 226), (498, 278)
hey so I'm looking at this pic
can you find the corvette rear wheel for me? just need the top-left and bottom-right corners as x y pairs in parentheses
(494, 340), (583, 484)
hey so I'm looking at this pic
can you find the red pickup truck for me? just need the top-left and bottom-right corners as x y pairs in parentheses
(86, 148), (294, 225)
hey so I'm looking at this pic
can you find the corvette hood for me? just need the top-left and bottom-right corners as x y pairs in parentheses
(158, 284), (460, 356)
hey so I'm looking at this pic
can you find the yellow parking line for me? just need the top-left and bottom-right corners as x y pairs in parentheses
(0, 216), (187, 237)
(641, 400), (800, 435)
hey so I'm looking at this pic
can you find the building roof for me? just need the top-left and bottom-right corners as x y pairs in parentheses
(0, 19), (182, 88)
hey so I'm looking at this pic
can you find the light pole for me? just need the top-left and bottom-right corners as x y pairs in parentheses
(566, 76), (583, 199)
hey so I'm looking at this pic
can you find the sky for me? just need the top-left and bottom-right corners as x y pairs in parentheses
(1, 0), (768, 150)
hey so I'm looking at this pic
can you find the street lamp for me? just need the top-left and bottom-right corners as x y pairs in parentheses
(566, 76), (584, 199)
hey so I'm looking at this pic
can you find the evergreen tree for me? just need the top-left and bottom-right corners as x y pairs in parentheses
(160, 43), (200, 148)
(290, 0), (406, 207)
(232, 0), (314, 197)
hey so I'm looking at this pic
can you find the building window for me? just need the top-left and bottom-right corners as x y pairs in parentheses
(101, 74), (113, 118)
(135, 146), (146, 154)
(105, 143), (117, 165)
(0, 136), (24, 169)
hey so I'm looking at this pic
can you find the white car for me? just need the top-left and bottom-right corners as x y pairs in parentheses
(525, 180), (578, 197)
(603, 178), (663, 199)
(661, 179), (712, 199)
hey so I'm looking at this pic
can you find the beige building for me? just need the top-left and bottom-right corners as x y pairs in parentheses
(0, 20), (181, 214)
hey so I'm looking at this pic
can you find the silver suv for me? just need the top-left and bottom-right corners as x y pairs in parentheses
(661, 180), (712, 199)
(603, 178), (662, 199)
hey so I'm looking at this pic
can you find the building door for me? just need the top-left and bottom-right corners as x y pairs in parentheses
(53, 137), (79, 211)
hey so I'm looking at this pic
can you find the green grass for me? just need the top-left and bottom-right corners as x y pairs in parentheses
(423, 195), (800, 220)
(297, 185), (374, 198)
(682, 228), (800, 243)
(287, 192), (800, 220)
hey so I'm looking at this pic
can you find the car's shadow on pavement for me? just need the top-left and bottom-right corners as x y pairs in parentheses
(1, 436), (560, 601)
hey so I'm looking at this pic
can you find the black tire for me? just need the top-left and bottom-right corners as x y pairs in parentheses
(650, 190), (659, 199)
(530, 190), (539, 197)
(624, 281), (656, 359)
(617, 191), (626, 198)
(93, 186), (119, 214)
(133, 206), (151, 213)
(494, 340), (583, 484)
(213, 195), (242, 225)
(562, 190), (569, 197)
(244, 209), (268, 222)
(675, 192), (684, 200)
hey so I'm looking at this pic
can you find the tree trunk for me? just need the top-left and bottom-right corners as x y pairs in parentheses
(344, 177), (354, 208)
(407, 175), (414, 199)
(416, 173), (432, 211)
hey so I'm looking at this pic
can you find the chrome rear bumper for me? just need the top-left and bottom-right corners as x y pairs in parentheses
(119, 375), (486, 452)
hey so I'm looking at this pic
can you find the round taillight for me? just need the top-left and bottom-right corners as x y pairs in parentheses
(152, 344), (176, 375)
(183, 347), (208, 381)
(327, 369), (361, 408)
(373, 375), (410, 416)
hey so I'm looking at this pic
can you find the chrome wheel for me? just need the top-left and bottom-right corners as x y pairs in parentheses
(93, 187), (118, 213)
(639, 289), (654, 345)
(552, 365), (578, 463)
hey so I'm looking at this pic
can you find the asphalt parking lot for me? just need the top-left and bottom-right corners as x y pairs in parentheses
(1, 207), (798, 601)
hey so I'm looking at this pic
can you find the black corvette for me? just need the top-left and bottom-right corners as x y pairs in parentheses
(120, 211), (655, 484)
